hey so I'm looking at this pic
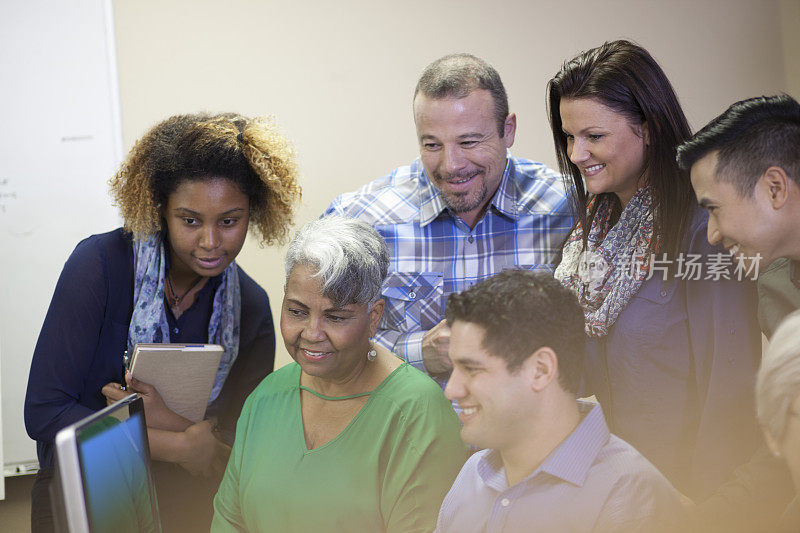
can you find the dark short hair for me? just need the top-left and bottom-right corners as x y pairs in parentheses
(414, 53), (509, 137)
(676, 95), (800, 196)
(445, 270), (585, 395)
(547, 40), (693, 261)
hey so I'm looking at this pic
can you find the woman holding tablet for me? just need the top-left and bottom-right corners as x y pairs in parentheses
(549, 41), (762, 500)
(25, 112), (301, 532)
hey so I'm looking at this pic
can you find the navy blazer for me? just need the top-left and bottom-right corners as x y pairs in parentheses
(24, 228), (275, 468)
(585, 208), (763, 500)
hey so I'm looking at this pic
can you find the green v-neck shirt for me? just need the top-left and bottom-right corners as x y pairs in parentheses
(212, 362), (467, 532)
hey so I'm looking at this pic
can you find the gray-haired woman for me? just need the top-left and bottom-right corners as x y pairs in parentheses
(212, 215), (467, 533)
(756, 310), (800, 532)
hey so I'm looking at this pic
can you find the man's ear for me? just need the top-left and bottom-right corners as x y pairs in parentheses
(760, 166), (791, 209)
(503, 113), (517, 148)
(523, 347), (558, 392)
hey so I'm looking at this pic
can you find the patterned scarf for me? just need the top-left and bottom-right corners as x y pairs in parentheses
(127, 233), (241, 404)
(555, 187), (655, 337)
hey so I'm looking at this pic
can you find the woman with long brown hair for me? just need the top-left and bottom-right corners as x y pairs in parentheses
(549, 40), (762, 500)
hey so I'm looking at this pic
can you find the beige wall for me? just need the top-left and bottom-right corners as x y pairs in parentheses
(781, 0), (800, 96)
(112, 0), (793, 369)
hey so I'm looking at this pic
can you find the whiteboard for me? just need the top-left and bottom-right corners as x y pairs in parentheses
(0, 0), (122, 474)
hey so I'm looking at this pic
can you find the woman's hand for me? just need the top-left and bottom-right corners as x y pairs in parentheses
(125, 372), (192, 431)
(101, 373), (192, 432)
(101, 381), (128, 405)
(176, 420), (231, 478)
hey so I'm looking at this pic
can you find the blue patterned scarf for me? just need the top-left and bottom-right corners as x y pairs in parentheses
(127, 233), (241, 404)
(555, 187), (655, 337)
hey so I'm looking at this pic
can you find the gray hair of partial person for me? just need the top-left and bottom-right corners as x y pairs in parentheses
(284, 216), (389, 307)
(414, 53), (509, 137)
(756, 310), (800, 442)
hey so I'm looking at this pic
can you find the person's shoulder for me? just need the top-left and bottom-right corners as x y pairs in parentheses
(325, 161), (427, 225)
(593, 433), (676, 489)
(234, 264), (273, 340)
(509, 157), (572, 215)
(249, 362), (299, 399)
(379, 362), (449, 400)
(591, 435), (686, 531)
(372, 363), (454, 415)
(235, 263), (270, 306)
(236, 363), (299, 430)
(758, 257), (796, 295)
(67, 227), (131, 269)
(73, 227), (130, 253)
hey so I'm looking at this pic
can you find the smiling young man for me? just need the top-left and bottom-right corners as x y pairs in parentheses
(678, 95), (800, 337)
(676, 95), (800, 533)
(435, 270), (685, 533)
(326, 54), (573, 380)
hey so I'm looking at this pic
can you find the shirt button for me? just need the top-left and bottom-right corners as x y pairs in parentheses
(501, 498), (510, 507)
(730, 328), (736, 335)
(173, 327), (179, 334)
(468, 235), (475, 243)
(660, 289), (667, 297)
(408, 291), (416, 300)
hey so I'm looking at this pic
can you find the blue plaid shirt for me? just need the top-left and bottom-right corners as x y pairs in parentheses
(326, 156), (573, 373)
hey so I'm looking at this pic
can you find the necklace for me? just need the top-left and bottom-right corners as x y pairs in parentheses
(165, 272), (204, 313)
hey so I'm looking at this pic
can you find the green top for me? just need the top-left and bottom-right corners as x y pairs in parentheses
(758, 257), (800, 338)
(298, 385), (372, 401)
(212, 362), (467, 533)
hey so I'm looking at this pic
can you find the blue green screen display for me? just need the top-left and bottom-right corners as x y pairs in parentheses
(76, 406), (159, 533)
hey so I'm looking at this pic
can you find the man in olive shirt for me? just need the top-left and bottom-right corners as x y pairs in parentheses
(757, 258), (800, 338)
(677, 94), (800, 532)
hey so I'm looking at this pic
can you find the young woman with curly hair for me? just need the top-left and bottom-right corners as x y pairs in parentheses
(24, 112), (301, 532)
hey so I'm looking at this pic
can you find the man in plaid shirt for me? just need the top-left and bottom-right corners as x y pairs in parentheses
(326, 53), (573, 379)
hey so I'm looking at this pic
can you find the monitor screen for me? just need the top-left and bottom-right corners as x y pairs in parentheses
(54, 394), (161, 533)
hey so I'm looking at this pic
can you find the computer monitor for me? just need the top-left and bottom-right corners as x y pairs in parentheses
(53, 394), (161, 533)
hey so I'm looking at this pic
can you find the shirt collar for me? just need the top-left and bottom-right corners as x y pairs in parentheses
(791, 260), (800, 289)
(417, 154), (518, 227)
(477, 401), (610, 490)
(476, 448), (509, 492)
(537, 401), (610, 487)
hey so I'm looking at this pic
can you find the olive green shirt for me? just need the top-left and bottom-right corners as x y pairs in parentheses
(758, 257), (800, 339)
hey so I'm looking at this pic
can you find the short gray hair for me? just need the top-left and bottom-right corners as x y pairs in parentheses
(414, 53), (509, 137)
(756, 310), (800, 442)
(284, 215), (389, 306)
